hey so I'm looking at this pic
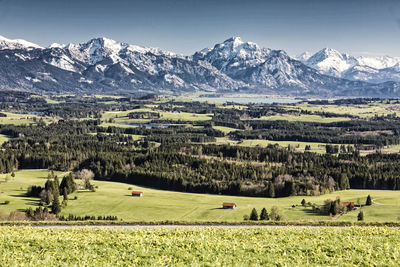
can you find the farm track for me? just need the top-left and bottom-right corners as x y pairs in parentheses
(372, 197), (400, 206)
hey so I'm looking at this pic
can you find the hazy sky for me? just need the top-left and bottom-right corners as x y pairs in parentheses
(0, 0), (399, 56)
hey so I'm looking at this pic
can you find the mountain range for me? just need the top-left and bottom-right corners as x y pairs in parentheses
(297, 48), (400, 84)
(0, 35), (399, 97)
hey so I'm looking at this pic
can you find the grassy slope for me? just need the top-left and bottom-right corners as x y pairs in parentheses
(0, 170), (66, 213)
(1, 170), (399, 222)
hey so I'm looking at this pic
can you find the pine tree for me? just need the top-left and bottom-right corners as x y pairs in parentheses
(259, 208), (269, 220)
(51, 195), (61, 214)
(54, 176), (60, 196)
(268, 182), (275, 198)
(366, 195), (372, 206)
(357, 211), (364, 221)
(340, 173), (350, 190)
(63, 187), (68, 201)
(250, 208), (258, 221)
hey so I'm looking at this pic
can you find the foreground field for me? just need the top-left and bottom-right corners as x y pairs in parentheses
(0, 227), (399, 266)
(1, 170), (399, 222)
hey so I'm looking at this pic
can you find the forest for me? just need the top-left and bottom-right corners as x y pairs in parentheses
(0, 92), (399, 198)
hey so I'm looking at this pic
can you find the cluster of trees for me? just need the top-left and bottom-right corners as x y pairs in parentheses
(245, 206), (285, 221)
(25, 207), (58, 221)
(26, 172), (77, 215)
(128, 111), (160, 119)
(304, 195), (372, 217)
(233, 120), (400, 147)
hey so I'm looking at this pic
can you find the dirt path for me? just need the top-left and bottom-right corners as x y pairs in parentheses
(372, 198), (400, 206)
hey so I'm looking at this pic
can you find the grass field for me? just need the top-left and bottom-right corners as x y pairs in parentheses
(212, 126), (239, 134)
(212, 137), (338, 154)
(293, 102), (400, 118)
(238, 139), (334, 153)
(0, 227), (399, 266)
(101, 108), (212, 126)
(0, 170), (66, 213)
(0, 134), (9, 146)
(0, 112), (39, 125)
(1, 170), (399, 222)
(251, 114), (351, 123)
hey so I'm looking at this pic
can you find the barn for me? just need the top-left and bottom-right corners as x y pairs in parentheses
(341, 201), (355, 207)
(131, 191), (143, 197)
(222, 202), (236, 209)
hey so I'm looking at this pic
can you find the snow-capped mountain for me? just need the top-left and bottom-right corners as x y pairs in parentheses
(0, 35), (399, 97)
(0, 36), (243, 94)
(298, 48), (400, 83)
(300, 48), (358, 77)
(193, 38), (399, 96)
(0, 35), (43, 50)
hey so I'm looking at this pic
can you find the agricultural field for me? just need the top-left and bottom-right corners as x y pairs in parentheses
(1, 170), (399, 223)
(292, 101), (400, 118)
(0, 111), (42, 125)
(250, 114), (351, 123)
(0, 226), (399, 266)
(238, 139), (333, 153)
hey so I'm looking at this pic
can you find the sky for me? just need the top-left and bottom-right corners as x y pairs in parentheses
(0, 0), (399, 57)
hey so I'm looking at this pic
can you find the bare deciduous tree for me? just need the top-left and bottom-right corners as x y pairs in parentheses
(76, 169), (95, 190)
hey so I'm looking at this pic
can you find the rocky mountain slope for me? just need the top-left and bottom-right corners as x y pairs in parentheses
(0, 35), (399, 97)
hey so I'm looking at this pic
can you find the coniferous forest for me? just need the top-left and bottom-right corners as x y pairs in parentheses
(0, 91), (399, 197)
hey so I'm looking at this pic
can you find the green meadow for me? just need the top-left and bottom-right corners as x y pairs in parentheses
(0, 170), (399, 223)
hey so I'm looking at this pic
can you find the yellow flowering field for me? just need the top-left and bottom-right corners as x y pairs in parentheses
(0, 226), (399, 266)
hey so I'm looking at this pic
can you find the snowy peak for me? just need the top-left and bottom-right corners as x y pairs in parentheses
(302, 48), (357, 77)
(314, 48), (343, 59)
(223, 36), (244, 46)
(0, 35), (43, 50)
(63, 37), (180, 65)
(193, 37), (272, 73)
(356, 55), (400, 69)
(300, 47), (400, 83)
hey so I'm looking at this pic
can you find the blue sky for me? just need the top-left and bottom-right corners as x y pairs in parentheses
(0, 0), (399, 56)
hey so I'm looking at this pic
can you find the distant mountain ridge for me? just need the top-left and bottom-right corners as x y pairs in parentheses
(297, 48), (400, 84)
(0, 35), (399, 97)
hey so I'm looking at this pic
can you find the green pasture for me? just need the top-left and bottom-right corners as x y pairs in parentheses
(0, 170), (399, 223)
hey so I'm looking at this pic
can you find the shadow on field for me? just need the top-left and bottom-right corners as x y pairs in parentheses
(302, 208), (327, 217)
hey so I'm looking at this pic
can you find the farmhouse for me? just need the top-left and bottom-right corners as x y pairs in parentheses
(131, 191), (143, 197)
(341, 202), (355, 208)
(222, 202), (236, 209)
